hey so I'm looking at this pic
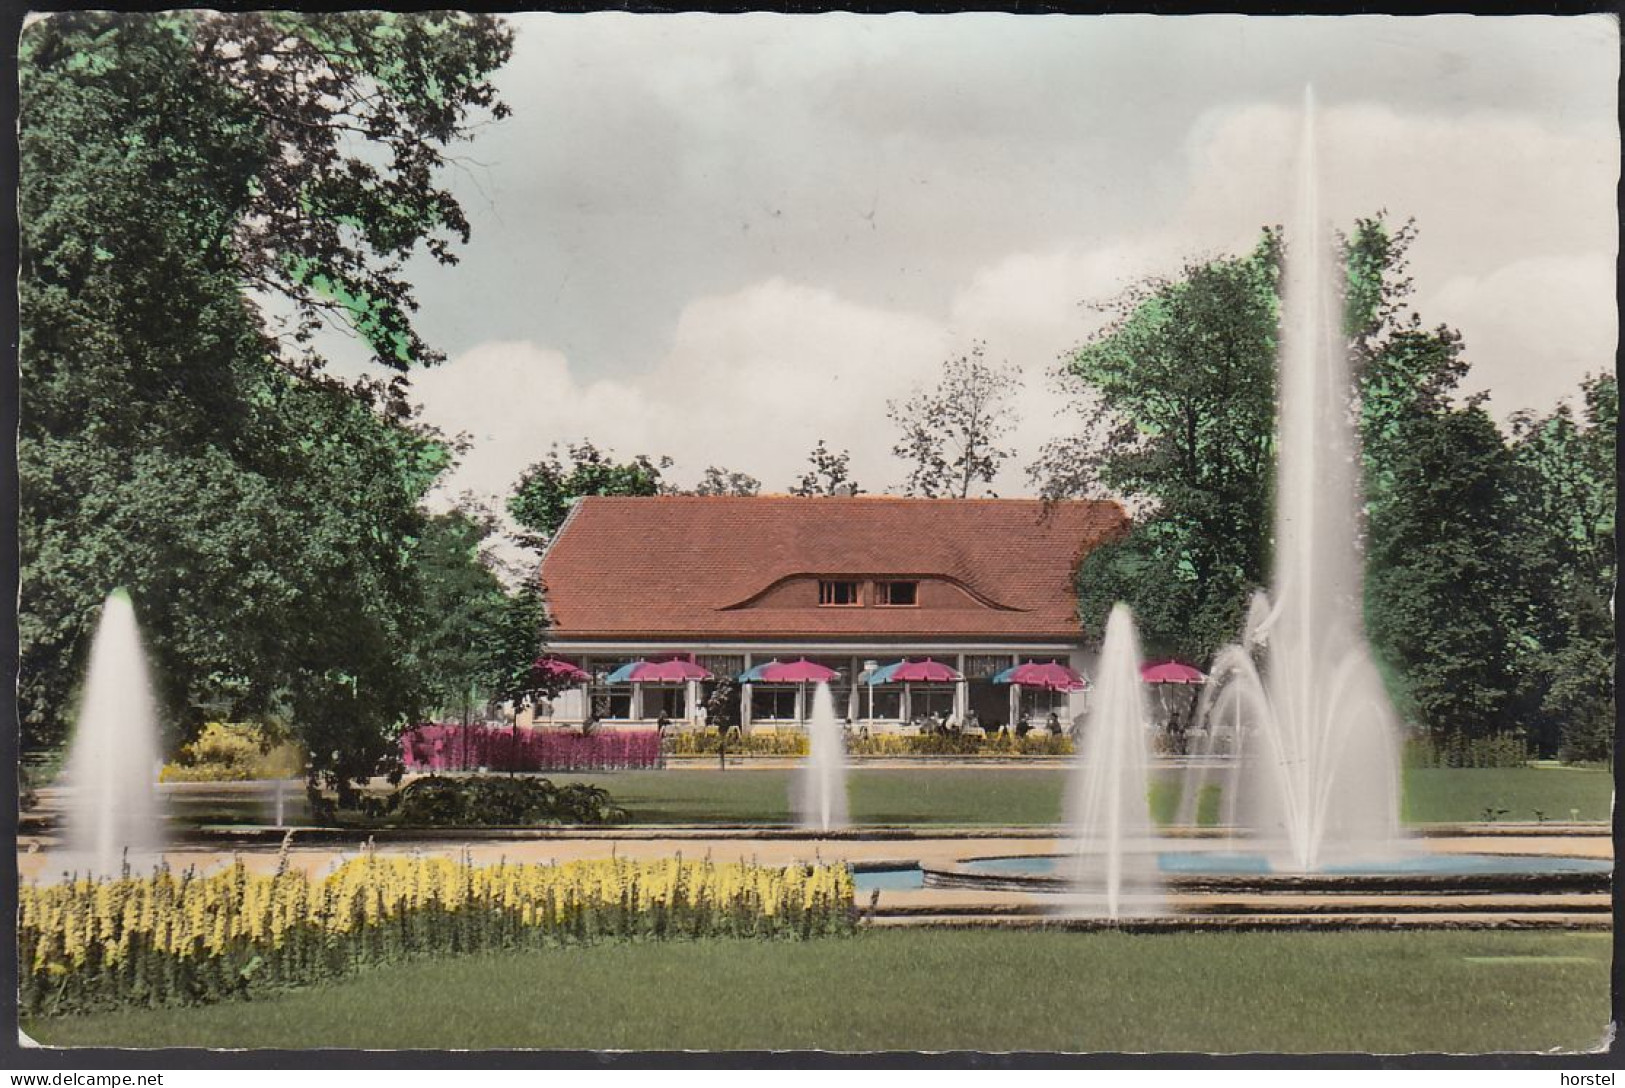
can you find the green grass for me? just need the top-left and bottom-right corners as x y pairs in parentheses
(562, 766), (1612, 827)
(24, 929), (1611, 1053)
(1400, 766), (1615, 825)
(156, 765), (1614, 828)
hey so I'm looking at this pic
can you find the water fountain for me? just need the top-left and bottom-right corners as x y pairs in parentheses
(1064, 603), (1162, 918)
(60, 588), (166, 876)
(912, 89), (1608, 909)
(1203, 89), (1406, 872)
(795, 681), (848, 832)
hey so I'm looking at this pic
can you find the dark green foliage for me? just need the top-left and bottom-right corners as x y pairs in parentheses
(18, 13), (513, 792)
(1503, 376), (1616, 760)
(392, 775), (628, 826)
(507, 441), (670, 548)
(1364, 404), (1525, 740)
(1043, 212), (1614, 758)
(1037, 231), (1281, 658)
(410, 511), (548, 715)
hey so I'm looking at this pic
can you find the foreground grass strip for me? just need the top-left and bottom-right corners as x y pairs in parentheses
(25, 929), (1610, 1053)
(20, 854), (854, 1017)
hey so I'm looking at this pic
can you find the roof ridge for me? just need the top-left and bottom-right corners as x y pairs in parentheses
(576, 493), (1119, 506)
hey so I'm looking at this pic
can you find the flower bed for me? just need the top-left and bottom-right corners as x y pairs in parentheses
(21, 854), (855, 1017)
(401, 723), (663, 772)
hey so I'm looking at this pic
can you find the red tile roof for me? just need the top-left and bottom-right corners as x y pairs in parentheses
(540, 496), (1128, 642)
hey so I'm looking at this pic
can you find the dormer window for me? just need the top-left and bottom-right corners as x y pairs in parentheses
(877, 581), (919, 607)
(819, 580), (861, 606)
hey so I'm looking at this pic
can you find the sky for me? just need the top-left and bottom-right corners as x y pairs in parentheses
(315, 13), (1619, 508)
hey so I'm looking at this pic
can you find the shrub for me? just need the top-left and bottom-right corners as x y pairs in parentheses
(20, 854), (856, 1017)
(392, 775), (628, 827)
(665, 730), (808, 757)
(160, 722), (305, 782)
(1404, 731), (1530, 769)
(664, 729), (1076, 758)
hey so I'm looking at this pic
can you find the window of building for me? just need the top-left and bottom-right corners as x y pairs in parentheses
(818, 580), (861, 606)
(588, 687), (633, 721)
(863, 686), (903, 721)
(911, 685), (956, 722)
(648, 685), (688, 720)
(964, 654), (1014, 679)
(1020, 686), (1070, 723)
(876, 580), (918, 606)
(752, 686), (799, 721)
(697, 655), (745, 682)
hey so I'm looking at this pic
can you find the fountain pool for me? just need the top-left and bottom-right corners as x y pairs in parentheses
(945, 852), (1611, 886)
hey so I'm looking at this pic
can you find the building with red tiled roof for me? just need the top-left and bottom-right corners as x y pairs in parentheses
(535, 495), (1128, 732)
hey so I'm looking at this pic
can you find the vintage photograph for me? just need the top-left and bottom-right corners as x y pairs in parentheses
(13, 8), (1617, 1057)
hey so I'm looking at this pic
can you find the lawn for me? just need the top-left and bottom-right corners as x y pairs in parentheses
(1400, 766), (1615, 825)
(551, 765), (1613, 827)
(154, 764), (1614, 828)
(24, 929), (1612, 1053)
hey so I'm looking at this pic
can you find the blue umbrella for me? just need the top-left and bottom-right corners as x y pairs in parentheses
(604, 661), (642, 684)
(864, 661), (903, 685)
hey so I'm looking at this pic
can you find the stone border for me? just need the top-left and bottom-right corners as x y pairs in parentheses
(16, 818), (1614, 844)
(863, 915), (1613, 932)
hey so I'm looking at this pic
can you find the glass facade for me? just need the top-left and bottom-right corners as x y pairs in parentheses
(540, 650), (1078, 731)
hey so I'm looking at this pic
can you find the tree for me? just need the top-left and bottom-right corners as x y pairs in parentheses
(483, 582), (551, 706)
(410, 511), (512, 721)
(693, 466), (762, 497)
(1363, 402), (1526, 741)
(790, 440), (863, 497)
(1033, 232), (1281, 658)
(507, 441), (671, 549)
(1040, 211), (1599, 753)
(1502, 375), (1616, 759)
(887, 344), (1021, 498)
(17, 12), (513, 800)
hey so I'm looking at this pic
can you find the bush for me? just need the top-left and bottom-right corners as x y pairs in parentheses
(1404, 731), (1530, 769)
(160, 722), (306, 782)
(392, 775), (628, 827)
(665, 730), (808, 757)
(664, 729), (1075, 758)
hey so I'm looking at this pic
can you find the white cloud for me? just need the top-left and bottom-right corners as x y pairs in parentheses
(409, 67), (1619, 515)
(413, 280), (954, 502)
(1425, 253), (1618, 417)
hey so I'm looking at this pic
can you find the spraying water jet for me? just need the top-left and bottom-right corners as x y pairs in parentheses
(60, 589), (166, 877)
(795, 681), (848, 832)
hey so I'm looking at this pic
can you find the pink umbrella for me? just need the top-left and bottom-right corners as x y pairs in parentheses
(995, 661), (1087, 692)
(1140, 660), (1206, 685)
(885, 658), (963, 683)
(619, 658), (714, 682)
(752, 658), (838, 683)
(532, 656), (590, 683)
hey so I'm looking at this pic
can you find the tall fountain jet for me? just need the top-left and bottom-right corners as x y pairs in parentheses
(1066, 603), (1162, 918)
(62, 589), (166, 876)
(796, 681), (848, 832)
(1207, 87), (1405, 872)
